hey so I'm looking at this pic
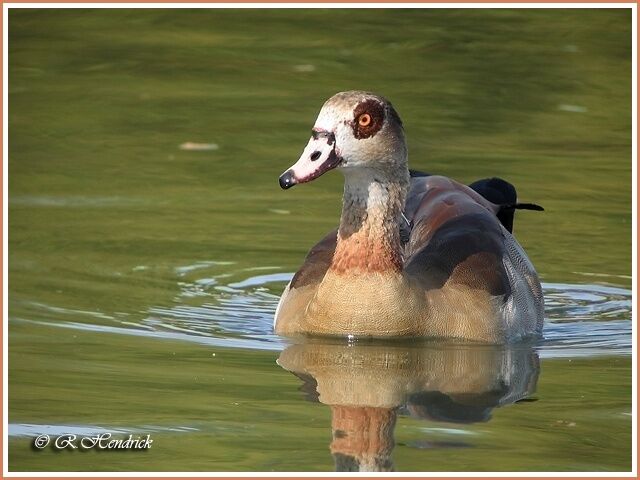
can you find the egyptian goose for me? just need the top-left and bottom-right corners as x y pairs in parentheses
(275, 91), (544, 343)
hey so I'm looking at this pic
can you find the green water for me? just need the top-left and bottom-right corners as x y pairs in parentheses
(8, 8), (632, 472)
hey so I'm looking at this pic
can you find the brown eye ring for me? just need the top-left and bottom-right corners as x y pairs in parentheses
(352, 99), (385, 139)
(358, 113), (371, 127)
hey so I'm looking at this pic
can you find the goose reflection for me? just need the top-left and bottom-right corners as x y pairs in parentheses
(277, 340), (540, 472)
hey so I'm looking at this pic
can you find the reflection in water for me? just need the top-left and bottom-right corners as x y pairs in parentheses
(277, 341), (540, 472)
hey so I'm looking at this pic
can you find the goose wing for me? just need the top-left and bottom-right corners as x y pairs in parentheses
(402, 175), (510, 296)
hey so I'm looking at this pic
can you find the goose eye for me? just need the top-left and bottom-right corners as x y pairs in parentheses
(352, 99), (385, 139)
(358, 113), (371, 127)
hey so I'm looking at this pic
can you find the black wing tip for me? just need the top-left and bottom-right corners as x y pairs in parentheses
(514, 203), (544, 212)
(500, 202), (545, 212)
(409, 169), (431, 178)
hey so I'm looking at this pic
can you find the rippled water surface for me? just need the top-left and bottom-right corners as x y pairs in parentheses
(8, 8), (632, 472)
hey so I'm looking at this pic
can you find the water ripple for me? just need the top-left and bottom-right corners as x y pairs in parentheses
(13, 265), (632, 357)
(543, 283), (632, 323)
(140, 269), (632, 356)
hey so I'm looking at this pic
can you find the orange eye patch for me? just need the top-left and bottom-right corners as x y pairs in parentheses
(358, 113), (371, 127)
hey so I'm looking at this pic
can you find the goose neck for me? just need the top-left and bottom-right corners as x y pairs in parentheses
(331, 168), (408, 274)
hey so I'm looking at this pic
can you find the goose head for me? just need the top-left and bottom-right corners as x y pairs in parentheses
(279, 91), (407, 189)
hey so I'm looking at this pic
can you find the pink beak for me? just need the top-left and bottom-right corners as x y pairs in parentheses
(279, 130), (342, 189)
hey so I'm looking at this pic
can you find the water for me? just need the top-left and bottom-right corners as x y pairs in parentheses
(8, 8), (632, 472)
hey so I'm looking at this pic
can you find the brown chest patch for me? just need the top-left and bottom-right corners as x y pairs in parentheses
(330, 232), (402, 274)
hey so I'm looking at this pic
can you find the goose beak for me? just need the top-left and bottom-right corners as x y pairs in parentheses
(279, 131), (342, 189)
(278, 169), (297, 189)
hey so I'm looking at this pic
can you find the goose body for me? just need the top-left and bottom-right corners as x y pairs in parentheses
(275, 91), (544, 343)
